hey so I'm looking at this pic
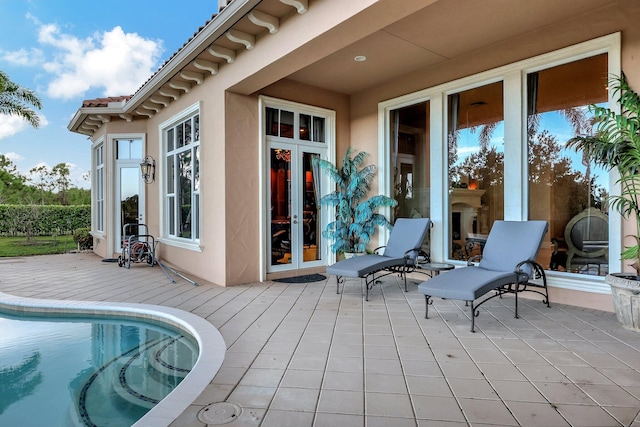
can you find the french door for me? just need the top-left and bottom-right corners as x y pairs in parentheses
(114, 138), (145, 252)
(268, 143), (323, 271)
(262, 99), (334, 275)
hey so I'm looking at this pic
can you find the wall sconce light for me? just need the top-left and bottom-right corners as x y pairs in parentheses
(140, 155), (155, 184)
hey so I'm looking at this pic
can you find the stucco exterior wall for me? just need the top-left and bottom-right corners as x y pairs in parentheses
(224, 92), (259, 285)
(84, 0), (640, 295)
(220, 81), (350, 285)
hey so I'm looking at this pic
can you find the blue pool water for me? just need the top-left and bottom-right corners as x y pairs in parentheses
(0, 311), (198, 427)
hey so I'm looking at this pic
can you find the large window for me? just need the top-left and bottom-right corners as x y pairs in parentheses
(93, 143), (104, 233)
(382, 34), (619, 287)
(527, 54), (609, 276)
(389, 102), (430, 221)
(165, 111), (200, 242)
(447, 82), (504, 260)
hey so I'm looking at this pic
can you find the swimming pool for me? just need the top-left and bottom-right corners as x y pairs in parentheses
(0, 292), (225, 427)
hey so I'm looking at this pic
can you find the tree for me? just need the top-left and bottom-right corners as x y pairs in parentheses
(51, 163), (71, 205)
(0, 70), (42, 128)
(0, 154), (34, 204)
(28, 165), (54, 205)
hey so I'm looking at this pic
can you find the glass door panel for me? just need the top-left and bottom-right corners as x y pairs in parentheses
(270, 148), (292, 266)
(302, 152), (320, 262)
(117, 166), (142, 249)
(269, 146), (322, 269)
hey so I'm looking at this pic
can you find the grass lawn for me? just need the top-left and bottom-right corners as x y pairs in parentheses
(0, 235), (77, 257)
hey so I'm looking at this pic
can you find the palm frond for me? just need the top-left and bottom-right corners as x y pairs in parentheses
(315, 147), (397, 253)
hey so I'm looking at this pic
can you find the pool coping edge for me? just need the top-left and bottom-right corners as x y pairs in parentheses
(0, 291), (225, 427)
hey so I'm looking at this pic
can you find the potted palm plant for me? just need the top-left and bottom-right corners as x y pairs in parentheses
(567, 73), (640, 330)
(313, 147), (397, 256)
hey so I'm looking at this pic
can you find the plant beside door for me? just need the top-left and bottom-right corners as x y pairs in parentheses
(313, 147), (397, 257)
(568, 73), (640, 331)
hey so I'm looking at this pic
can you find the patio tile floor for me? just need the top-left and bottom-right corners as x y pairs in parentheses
(2, 253), (640, 426)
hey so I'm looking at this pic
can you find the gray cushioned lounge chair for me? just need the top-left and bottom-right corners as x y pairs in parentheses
(418, 220), (550, 332)
(327, 218), (431, 300)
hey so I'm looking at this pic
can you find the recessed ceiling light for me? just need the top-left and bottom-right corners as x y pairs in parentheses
(354, 55), (367, 62)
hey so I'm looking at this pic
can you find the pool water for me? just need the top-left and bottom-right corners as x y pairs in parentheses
(0, 311), (198, 427)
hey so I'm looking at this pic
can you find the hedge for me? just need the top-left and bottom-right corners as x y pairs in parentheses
(0, 205), (90, 236)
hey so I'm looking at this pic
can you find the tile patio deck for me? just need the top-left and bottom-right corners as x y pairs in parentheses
(1, 253), (640, 426)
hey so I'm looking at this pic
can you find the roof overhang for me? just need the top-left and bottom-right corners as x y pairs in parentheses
(68, 0), (308, 137)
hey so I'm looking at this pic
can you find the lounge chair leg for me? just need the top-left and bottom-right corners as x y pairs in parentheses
(514, 284), (519, 319)
(403, 272), (408, 292)
(424, 295), (431, 318)
(336, 276), (343, 294)
(470, 300), (476, 333)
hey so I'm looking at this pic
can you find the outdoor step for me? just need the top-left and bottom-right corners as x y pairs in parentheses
(113, 355), (181, 410)
(146, 335), (196, 381)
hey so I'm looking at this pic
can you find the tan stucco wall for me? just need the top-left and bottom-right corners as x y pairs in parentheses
(347, 0), (640, 266)
(89, 0), (640, 291)
(221, 81), (350, 285)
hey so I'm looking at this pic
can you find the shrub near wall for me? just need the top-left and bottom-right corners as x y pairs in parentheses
(0, 205), (90, 236)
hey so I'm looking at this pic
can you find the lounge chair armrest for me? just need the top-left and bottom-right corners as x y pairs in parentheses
(514, 260), (545, 281)
(467, 255), (482, 266)
(373, 245), (386, 255)
(418, 249), (430, 263)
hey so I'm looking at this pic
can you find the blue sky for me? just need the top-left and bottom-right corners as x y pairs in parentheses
(0, 1), (216, 189)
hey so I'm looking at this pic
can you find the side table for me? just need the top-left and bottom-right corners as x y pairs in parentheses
(419, 262), (455, 277)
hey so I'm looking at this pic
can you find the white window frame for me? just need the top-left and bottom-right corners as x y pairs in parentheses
(379, 33), (621, 295)
(158, 102), (202, 252)
(91, 138), (105, 237)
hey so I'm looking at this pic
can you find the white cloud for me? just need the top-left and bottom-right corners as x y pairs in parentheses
(35, 23), (164, 99)
(0, 115), (29, 139)
(3, 152), (24, 162)
(0, 113), (48, 140)
(0, 47), (45, 66)
(27, 161), (90, 189)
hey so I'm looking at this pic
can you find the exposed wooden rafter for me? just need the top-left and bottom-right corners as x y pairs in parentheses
(74, 0), (314, 132)
(159, 87), (181, 100)
(169, 80), (192, 93)
(150, 95), (172, 107)
(249, 10), (279, 34)
(84, 118), (102, 127)
(142, 102), (162, 113)
(194, 59), (219, 75)
(208, 45), (236, 63)
(180, 70), (205, 84)
(81, 122), (99, 130)
(226, 29), (255, 50)
(280, 0), (308, 14)
(135, 108), (154, 118)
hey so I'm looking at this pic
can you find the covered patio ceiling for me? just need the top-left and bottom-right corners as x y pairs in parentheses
(286, 0), (618, 95)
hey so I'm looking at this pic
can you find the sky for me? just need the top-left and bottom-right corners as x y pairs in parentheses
(0, 1), (217, 189)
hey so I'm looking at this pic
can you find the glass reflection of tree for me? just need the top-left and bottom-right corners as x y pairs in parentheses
(528, 109), (606, 211)
(0, 352), (43, 414)
(449, 108), (606, 215)
(121, 194), (139, 232)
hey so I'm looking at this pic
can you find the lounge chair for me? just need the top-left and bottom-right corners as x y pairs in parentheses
(418, 220), (550, 332)
(326, 218), (431, 300)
